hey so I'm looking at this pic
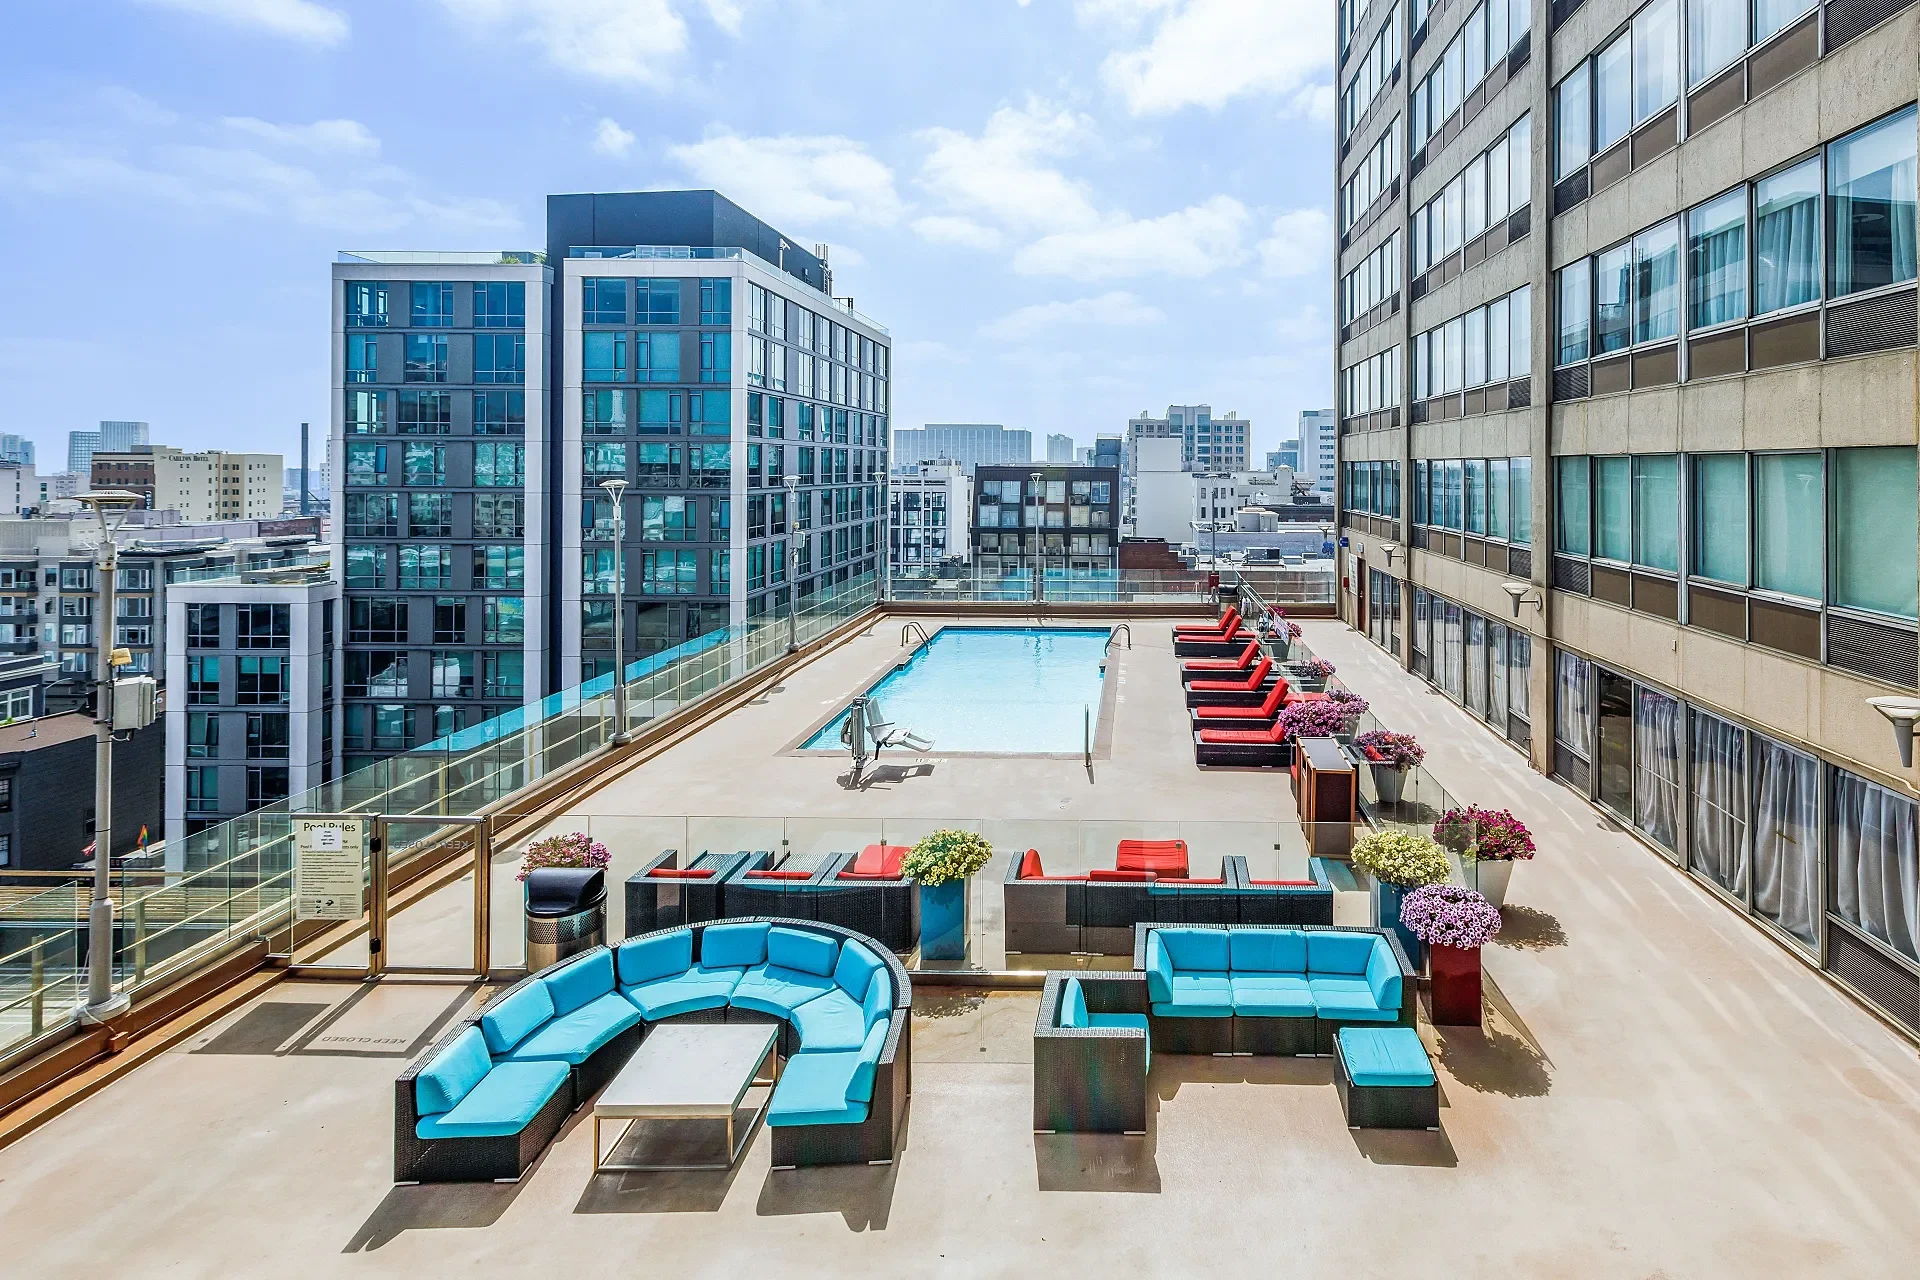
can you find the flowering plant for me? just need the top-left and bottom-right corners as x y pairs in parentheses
(1434, 806), (1537, 861)
(1399, 883), (1503, 948)
(901, 828), (993, 886)
(1350, 829), (1451, 888)
(1296, 657), (1336, 679)
(1354, 729), (1425, 770)
(1286, 622), (1304, 640)
(1278, 696), (1366, 739)
(518, 831), (611, 882)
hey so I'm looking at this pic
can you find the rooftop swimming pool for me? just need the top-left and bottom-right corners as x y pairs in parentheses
(803, 626), (1109, 755)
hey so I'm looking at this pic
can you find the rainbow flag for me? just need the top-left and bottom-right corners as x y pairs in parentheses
(136, 824), (149, 851)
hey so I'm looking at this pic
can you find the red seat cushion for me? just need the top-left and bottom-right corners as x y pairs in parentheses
(1181, 639), (1259, 672)
(1187, 657), (1274, 692)
(745, 869), (814, 880)
(1016, 848), (1044, 879)
(1086, 868), (1157, 882)
(1175, 608), (1239, 636)
(841, 843), (908, 878)
(1115, 839), (1187, 877)
(647, 868), (714, 880)
(1198, 725), (1285, 744)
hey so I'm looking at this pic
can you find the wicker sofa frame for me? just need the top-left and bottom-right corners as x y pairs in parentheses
(1003, 855), (1242, 955)
(1191, 728), (1293, 769)
(1032, 971), (1151, 1134)
(1130, 922), (1417, 1056)
(395, 917), (912, 1180)
(626, 849), (921, 954)
(1333, 1031), (1440, 1129)
(623, 849), (760, 936)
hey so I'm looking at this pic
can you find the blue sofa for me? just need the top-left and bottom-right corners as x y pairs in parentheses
(395, 918), (911, 1182)
(1132, 923), (1415, 1055)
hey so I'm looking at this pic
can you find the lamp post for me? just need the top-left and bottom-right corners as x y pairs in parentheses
(1029, 470), (1044, 603)
(783, 473), (801, 652)
(599, 477), (631, 746)
(76, 489), (141, 1023)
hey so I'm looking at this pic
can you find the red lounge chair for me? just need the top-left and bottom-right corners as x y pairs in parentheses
(838, 843), (909, 880)
(1116, 839), (1188, 878)
(1196, 720), (1285, 745)
(1181, 638), (1261, 674)
(1186, 657), (1273, 693)
(1175, 607), (1239, 638)
(1193, 679), (1296, 721)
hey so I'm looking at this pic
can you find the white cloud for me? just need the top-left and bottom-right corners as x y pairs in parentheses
(593, 117), (636, 157)
(669, 133), (904, 226)
(1013, 195), (1251, 281)
(1289, 83), (1335, 125)
(1072, 0), (1176, 21)
(982, 291), (1164, 342)
(134, 0), (349, 46)
(700, 0), (746, 33)
(825, 244), (867, 268)
(1102, 0), (1330, 115)
(97, 87), (180, 129)
(222, 117), (380, 155)
(917, 99), (1101, 235)
(1256, 209), (1330, 278)
(913, 215), (1004, 252)
(438, 0), (690, 86)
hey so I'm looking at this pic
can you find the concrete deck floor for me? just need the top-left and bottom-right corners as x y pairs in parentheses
(4, 619), (1920, 1276)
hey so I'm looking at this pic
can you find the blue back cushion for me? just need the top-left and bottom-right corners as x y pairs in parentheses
(1157, 927), (1229, 973)
(480, 980), (554, 1054)
(1307, 930), (1378, 975)
(543, 949), (614, 1016)
(701, 921), (769, 969)
(1145, 933), (1174, 1004)
(849, 1021), (890, 1100)
(1060, 977), (1089, 1028)
(415, 1025), (491, 1116)
(616, 929), (693, 987)
(1228, 928), (1306, 973)
(768, 926), (840, 976)
(862, 970), (892, 1031)
(1366, 939), (1403, 1010)
(834, 939), (886, 1001)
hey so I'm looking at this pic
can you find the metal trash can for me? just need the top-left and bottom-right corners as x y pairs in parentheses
(524, 867), (606, 971)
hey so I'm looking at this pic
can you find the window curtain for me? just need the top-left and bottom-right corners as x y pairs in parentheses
(1829, 107), (1919, 299)
(1594, 456), (1632, 561)
(1633, 689), (1682, 850)
(1832, 772), (1919, 962)
(1830, 447), (1919, 618)
(1751, 738), (1820, 947)
(1555, 650), (1590, 755)
(1509, 632), (1532, 717)
(1465, 614), (1488, 716)
(1688, 189), (1746, 328)
(1687, 0), (1746, 86)
(1753, 452), (1823, 599)
(1688, 711), (1747, 894)
(1754, 159), (1821, 315)
(1753, 0), (1813, 39)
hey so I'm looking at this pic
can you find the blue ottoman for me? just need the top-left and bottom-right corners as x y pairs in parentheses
(1333, 1025), (1439, 1130)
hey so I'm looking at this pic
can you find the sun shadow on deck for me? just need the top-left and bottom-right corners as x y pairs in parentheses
(1492, 904), (1568, 951)
(1434, 1020), (1553, 1100)
(838, 762), (937, 790)
(344, 1180), (529, 1252)
(753, 1116), (907, 1231)
(1348, 1125), (1459, 1167)
(1033, 1132), (1161, 1193)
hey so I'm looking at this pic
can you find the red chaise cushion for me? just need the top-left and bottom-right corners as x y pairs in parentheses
(647, 868), (714, 880)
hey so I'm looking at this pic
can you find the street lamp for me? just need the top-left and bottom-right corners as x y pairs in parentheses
(783, 473), (801, 652)
(75, 489), (142, 1024)
(599, 477), (631, 746)
(1868, 697), (1920, 769)
(1029, 471), (1044, 603)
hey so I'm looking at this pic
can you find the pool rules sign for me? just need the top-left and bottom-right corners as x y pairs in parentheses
(294, 818), (367, 922)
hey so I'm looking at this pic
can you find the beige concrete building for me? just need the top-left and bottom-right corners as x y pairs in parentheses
(1334, 0), (1920, 1040)
(148, 446), (284, 520)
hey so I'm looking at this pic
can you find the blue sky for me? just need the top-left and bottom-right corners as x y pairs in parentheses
(0, 0), (1334, 467)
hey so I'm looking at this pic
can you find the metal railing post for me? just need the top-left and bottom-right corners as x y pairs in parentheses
(30, 938), (45, 1036)
(133, 898), (148, 985)
(368, 817), (389, 979)
(473, 816), (492, 977)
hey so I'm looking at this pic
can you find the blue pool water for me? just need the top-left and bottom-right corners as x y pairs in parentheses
(804, 627), (1109, 754)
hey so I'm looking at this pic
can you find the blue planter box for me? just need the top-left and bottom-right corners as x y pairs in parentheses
(1373, 881), (1425, 970)
(919, 880), (970, 961)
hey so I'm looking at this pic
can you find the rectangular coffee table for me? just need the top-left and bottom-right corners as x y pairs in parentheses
(592, 1024), (780, 1173)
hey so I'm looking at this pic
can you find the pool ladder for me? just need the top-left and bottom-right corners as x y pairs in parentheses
(900, 622), (930, 651)
(1105, 623), (1131, 652)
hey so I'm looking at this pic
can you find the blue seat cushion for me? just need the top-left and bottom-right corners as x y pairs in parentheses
(1156, 927), (1229, 972)
(414, 1025), (492, 1116)
(414, 1059), (569, 1140)
(1149, 972), (1233, 1018)
(729, 963), (836, 1017)
(768, 926), (840, 977)
(505, 992), (641, 1066)
(1145, 933), (1175, 1004)
(701, 921), (769, 969)
(1309, 976), (1398, 1021)
(861, 969), (891, 1032)
(767, 1022), (887, 1128)
(1339, 1026), (1435, 1087)
(1306, 930), (1378, 976)
(1228, 928), (1306, 974)
(1059, 977), (1090, 1029)
(479, 979), (555, 1055)
(1229, 974), (1314, 1017)
(624, 965), (744, 1021)
(1088, 1012), (1150, 1072)
(1366, 940), (1404, 1013)
(543, 949), (615, 1016)
(833, 938), (885, 1002)
(790, 987), (869, 1052)
(616, 929), (693, 987)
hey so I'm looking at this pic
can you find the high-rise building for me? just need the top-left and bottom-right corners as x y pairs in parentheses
(0, 436), (34, 467)
(70, 421), (148, 477)
(889, 461), (971, 575)
(1268, 440), (1302, 473)
(1123, 406), (1250, 529)
(1046, 433), (1075, 463)
(1298, 409), (1335, 498)
(332, 190), (890, 763)
(891, 424), (1030, 472)
(92, 447), (283, 520)
(971, 464), (1120, 574)
(1332, 0), (1920, 1031)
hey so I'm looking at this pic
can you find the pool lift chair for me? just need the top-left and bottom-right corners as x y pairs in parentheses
(840, 696), (931, 783)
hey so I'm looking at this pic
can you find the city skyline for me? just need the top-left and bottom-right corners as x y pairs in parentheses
(0, 1), (1336, 468)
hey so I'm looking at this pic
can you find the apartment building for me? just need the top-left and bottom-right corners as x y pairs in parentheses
(889, 461), (971, 574)
(970, 463), (1120, 574)
(1332, 0), (1920, 1036)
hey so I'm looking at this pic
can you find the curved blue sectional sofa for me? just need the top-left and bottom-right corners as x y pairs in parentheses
(395, 918), (911, 1182)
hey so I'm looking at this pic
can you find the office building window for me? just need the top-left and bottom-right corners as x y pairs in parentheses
(483, 651), (524, 699)
(345, 545), (389, 589)
(186, 765), (220, 813)
(188, 655), (221, 704)
(484, 597), (524, 643)
(346, 333), (376, 384)
(348, 598), (407, 643)
(475, 442), (525, 487)
(1631, 454), (1679, 572)
(584, 331), (628, 382)
(475, 334), (525, 384)
(345, 441), (387, 486)
(474, 494), (524, 538)
(636, 279), (680, 324)
(345, 652), (408, 698)
(473, 390), (524, 435)
(1754, 158), (1821, 315)
(639, 332), (681, 382)
(1828, 106), (1919, 299)
(700, 278), (731, 325)
(408, 492), (452, 537)
(1831, 446), (1918, 618)
(187, 712), (219, 758)
(236, 656), (287, 705)
(186, 603), (220, 648)
(1556, 457), (1590, 555)
(583, 278), (627, 324)
(1690, 453), (1748, 584)
(1832, 769), (1918, 960)
(236, 604), (290, 649)
(473, 546), (524, 590)
(346, 280), (389, 327)
(246, 713), (290, 760)
(398, 544), (453, 590)
(433, 597), (466, 644)
(346, 389), (386, 435)
(431, 651), (475, 699)
(1753, 452), (1822, 599)
(411, 281), (453, 327)
(1688, 189), (1747, 328)
(473, 281), (525, 327)
(404, 333), (448, 383)
(402, 443), (445, 486)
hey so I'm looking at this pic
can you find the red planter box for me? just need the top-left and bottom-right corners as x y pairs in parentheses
(1428, 943), (1483, 1027)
